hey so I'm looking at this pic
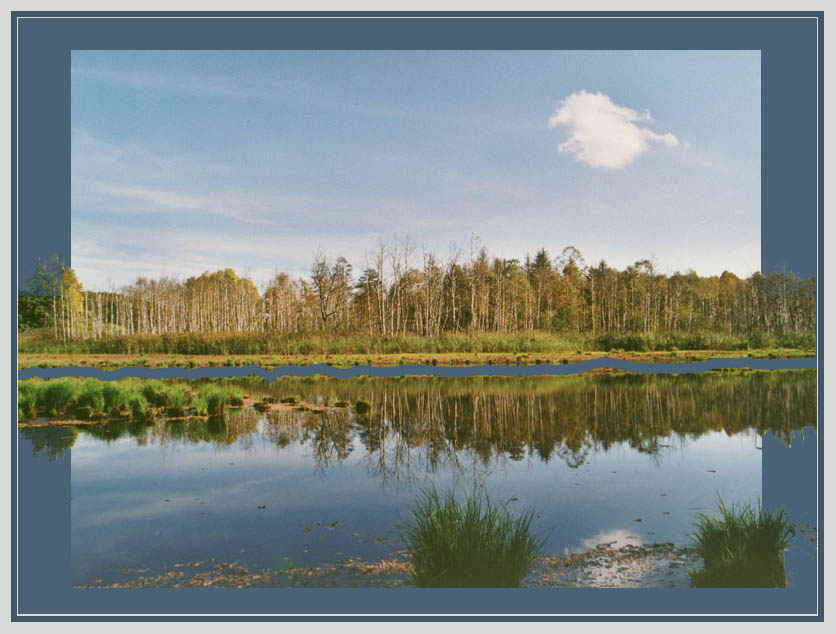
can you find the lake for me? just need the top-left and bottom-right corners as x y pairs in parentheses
(19, 369), (816, 587)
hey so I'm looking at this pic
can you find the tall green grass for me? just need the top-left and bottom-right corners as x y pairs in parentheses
(77, 380), (107, 417)
(38, 380), (78, 416)
(17, 381), (38, 419)
(399, 487), (547, 587)
(194, 385), (246, 415)
(689, 498), (794, 588)
(594, 331), (815, 352)
(164, 385), (190, 416)
(17, 378), (245, 421)
(17, 330), (816, 356)
(128, 394), (153, 421)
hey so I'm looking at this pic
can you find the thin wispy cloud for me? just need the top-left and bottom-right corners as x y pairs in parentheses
(547, 90), (681, 169)
(69, 52), (760, 288)
(73, 129), (320, 227)
(73, 60), (537, 133)
(73, 65), (324, 106)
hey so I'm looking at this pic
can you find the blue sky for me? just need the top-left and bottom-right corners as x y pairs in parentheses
(72, 50), (760, 291)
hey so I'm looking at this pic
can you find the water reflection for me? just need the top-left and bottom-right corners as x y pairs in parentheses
(21, 371), (815, 476)
(579, 528), (644, 551)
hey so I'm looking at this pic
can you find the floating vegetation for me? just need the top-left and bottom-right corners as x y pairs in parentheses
(75, 542), (704, 589)
(531, 542), (698, 588)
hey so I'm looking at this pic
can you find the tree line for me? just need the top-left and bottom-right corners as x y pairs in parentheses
(19, 238), (816, 342)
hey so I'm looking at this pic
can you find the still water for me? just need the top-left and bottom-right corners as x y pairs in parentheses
(20, 370), (815, 586)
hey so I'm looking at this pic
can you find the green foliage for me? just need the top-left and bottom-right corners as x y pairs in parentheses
(77, 381), (107, 417)
(17, 296), (53, 331)
(399, 487), (546, 588)
(18, 425), (78, 460)
(689, 498), (794, 588)
(165, 385), (190, 416)
(204, 387), (227, 414)
(101, 383), (132, 416)
(38, 379), (79, 416)
(19, 378), (206, 420)
(18, 330), (816, 356)
(194, 384), (245, 415)
(190, 392), (209, 416)
(128, 394), (153, 421)
(227, 388), (245, 406)
(18, 256), (64, 331)
(17, 382), (38, 419)
(140, 381), (169, 407)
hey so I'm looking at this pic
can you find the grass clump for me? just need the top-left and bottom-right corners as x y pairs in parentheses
(128, 394), (155, 421)
(77, 381), (107, 418)
(195, 384), (246, 415)
(399, 487), (546, 588)
(102, 383), (131, 417)
(17, 382), (38, 419)
(689, 498), (794, 588)
(38, 379), (79, 416)
(164, 385), (190, 416)
(140, 381), (169, 407)
(190, 391), (209, 416)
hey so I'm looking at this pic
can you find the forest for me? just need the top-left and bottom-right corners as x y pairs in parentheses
(18, 239), (816, 346)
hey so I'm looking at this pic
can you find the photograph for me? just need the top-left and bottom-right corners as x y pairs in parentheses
(10, 11), (823, 621)
(16, 49), (816, 590)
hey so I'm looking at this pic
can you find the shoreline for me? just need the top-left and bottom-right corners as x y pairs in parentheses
(18, 348), (814, 371)
(17, 368), (816, 428)
(73, 543), (700, 589)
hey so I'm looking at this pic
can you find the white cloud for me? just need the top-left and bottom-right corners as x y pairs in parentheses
(548, 90), (680, 169)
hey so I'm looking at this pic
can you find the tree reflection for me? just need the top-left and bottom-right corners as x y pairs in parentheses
(19, 425), (78, 460)
(21, 371), (816, 473)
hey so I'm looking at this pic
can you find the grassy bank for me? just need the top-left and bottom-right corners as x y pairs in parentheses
(18, 330), (816, 356)
(18, 348), (815, 372)
(17, 377), (246, 421)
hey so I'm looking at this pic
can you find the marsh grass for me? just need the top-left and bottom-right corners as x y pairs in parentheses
(193, 385), (246, 415)
(39, 380), (78, 416)
(190, 391), (210, 416)
(17, 330), (816, 356)
(102, 383), (133, 416)
(164, 385), (190, 416)
(399, 487), (547, 588)
(128, 394), (154, 421)
(690, 498), (794, 588)
(17, 382), (37, 419)
(77, 381), (107, 417)
(140, 381), (170, 407)
(17, 378), (247, 421)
